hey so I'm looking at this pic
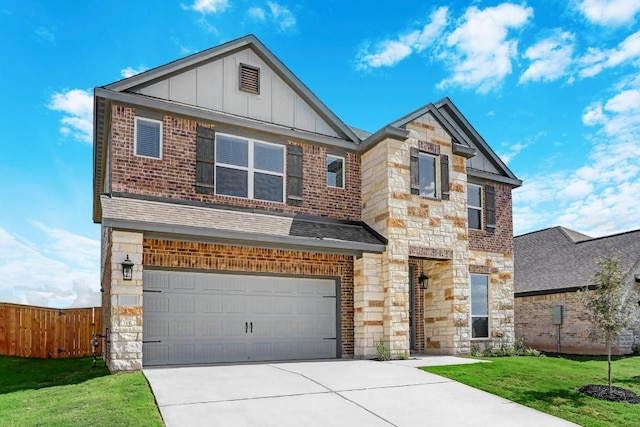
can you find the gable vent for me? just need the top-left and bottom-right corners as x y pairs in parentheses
(239, 63), (260, 94)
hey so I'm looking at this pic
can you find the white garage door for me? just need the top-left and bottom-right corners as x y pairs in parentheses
(142, 270), (338, 366)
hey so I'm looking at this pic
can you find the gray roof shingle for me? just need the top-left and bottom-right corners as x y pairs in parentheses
(515, 226), (640, 295)
(101, 195), (386, 253)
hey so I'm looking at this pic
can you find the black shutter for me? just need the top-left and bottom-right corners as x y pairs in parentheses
(196, 126), (215, 194)
(286, 144), (303, 206)
(486, 185), (496, 232)
(410, 147), (420, 195)
(440, 154), (450, 200)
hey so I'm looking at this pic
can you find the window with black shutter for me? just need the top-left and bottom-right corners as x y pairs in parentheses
(410, 147), (448, 199)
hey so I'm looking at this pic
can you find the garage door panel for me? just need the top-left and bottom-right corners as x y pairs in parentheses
(143, 271), (337, 366)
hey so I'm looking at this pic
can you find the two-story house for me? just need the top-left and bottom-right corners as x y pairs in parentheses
(93, 35), (521, 372)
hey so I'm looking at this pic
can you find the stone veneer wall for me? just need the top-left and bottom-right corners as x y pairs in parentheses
(515, 291), (636, 355)
(361, 113), (472, 355)
(469, 250), (515, 347)
(143, 239), (355, 356)
(106, 230), (144, 372)
(353, 253), (384, 357)
(109, 105), (361, 221)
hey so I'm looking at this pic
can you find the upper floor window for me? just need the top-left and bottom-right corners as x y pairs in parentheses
(135, 117), (162, 159)
(410, 146), (450, 200)
(419, 153), (437, 198)
(468, 184), (482, 230)
(470, 274), (489, 339)
(327, 155), (344, 188)
(215, 134), (285, 203)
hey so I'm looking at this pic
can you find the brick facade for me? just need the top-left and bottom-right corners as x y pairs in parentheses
(468, 182), (514, 254)
(142, 239), (355, 355)
(515, 291), (635, 355)
(109, 105), (361, 222)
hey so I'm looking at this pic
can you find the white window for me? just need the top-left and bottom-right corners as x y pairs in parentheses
(468, 184), (482, 230)
(419, 153), (437, 198)
(134, 117), (162, 159)
(215, 134), (285, 203)
(327, 155), (344, 188)
(470, 274), (489, 339)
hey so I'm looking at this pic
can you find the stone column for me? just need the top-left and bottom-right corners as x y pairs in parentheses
(354, 253), (384, 358)
(107, 230), (144, 372)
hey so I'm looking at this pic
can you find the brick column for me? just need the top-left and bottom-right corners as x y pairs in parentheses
(107, 230), (143, 372)
(354, 253), (384, 358)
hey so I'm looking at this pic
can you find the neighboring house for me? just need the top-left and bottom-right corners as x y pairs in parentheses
(93, 35), (522, 372)
(514, 226), (640, 355)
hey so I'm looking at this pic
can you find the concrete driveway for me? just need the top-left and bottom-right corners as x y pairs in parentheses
(144, 357), (579, 427)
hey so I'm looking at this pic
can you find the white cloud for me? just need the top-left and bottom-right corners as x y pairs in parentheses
(0, 225), (100, 308)
(438, 3), (533, 93)
(578, 30), (640, 77)
(185, 0), (229, 14)
(47, 89), (93, 144)
(245, 2), (296, 31)
(34, 27), (55, 43)
(267, 1), (296, 31)
(576, 0), (640, 26)
(121, 65), (149, 78)
(514, 80), (640, 236)
(248, 6), (266, 20)
(356, 7), (448, 70)
(520, 30), (575, 83)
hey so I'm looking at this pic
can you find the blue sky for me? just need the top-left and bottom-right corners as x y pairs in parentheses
(1, 0), (639, 307)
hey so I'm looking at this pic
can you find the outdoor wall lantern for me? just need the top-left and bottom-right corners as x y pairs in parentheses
(418, 272), (429, 290)
(121, 255), (134, 281)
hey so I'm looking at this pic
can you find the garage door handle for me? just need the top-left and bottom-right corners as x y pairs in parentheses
(245, 322), (248, 333)
(250, 322), (253, 333)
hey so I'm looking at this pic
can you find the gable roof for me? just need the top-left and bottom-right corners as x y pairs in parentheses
(370, 97), (521, 187)
(93, 34), (361, 222)
(515, 226), (640, 295)
(102, 34), (360, 142)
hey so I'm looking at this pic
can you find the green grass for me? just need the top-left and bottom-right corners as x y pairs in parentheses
(422, 355), (640, 427)
(0, 356), (163, 427)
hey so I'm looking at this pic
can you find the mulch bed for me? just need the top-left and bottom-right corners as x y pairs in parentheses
(577, 384), (640, 403)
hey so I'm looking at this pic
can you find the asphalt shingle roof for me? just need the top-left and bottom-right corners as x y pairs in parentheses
(101, 195), (386, 252)
(514, 226), (640, 295)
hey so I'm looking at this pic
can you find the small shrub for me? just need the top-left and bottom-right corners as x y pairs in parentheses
(376, 340), (391, 361)
(470, 338), (542, 358)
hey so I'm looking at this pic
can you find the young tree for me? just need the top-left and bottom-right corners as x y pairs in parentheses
(577, 257), (640, 392)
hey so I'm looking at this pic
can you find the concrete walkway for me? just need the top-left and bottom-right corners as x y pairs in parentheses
(144, 356), (579, 427)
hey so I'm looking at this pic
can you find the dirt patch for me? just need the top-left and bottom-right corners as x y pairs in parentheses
(577, 384), (640, 403)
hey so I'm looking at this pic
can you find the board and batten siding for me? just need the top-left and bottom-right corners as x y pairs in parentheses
(134, 47), (339, 138)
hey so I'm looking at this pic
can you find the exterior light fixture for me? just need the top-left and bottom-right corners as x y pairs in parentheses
(121, 255), (134, 281)
(418, 272), (429, 290)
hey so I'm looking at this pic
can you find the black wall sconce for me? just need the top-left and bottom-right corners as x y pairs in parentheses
(121, 255), (134, 281)
(418, 272), (429, 290)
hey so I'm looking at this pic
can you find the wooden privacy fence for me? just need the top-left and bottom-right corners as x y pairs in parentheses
(0, 303), (103, 358)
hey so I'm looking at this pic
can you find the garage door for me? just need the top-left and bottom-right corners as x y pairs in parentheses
(142, 270), (338, 366)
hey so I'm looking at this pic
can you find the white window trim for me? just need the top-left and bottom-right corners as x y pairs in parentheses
(419, 152), (438, 199)
(468, 183), (483, 230)
(470, 273), (490, 340)
(327, 154), (345, 189)
(214, 133), (286, 203)
(134, 116), (163, 160)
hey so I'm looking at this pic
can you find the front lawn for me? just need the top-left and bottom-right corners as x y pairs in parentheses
(0, 356), (163, 427)
(422, 355), (640, 427)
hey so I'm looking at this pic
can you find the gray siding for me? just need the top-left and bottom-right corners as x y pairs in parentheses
(134, 48), (339, 138)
